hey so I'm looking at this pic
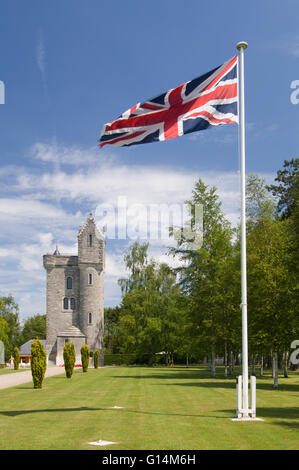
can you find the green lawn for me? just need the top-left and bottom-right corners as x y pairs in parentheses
(0, 366), (298, 450)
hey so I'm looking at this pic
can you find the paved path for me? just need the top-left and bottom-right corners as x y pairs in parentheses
(0, 366), (66, 390)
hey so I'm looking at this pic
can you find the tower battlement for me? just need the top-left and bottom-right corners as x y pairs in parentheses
(78, 213), (105, 268)
(43, 255), (78, 269)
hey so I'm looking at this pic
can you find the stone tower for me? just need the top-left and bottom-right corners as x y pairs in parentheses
(43, 214), (105, 366)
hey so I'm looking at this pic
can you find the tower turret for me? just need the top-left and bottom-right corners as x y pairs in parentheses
(78, 213), (105, 365)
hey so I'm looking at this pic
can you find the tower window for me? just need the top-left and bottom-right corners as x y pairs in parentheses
(88, 312), (92, 324)
(66, 277), (72, 289)
(89, 234), (93, 247)
(70, 298), (76, 310)
(88, 273), (93, 285)
(63, 297), (69, 310)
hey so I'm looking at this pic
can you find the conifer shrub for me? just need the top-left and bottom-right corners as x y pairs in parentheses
(94, 349), (99, 369)
(81, 344), (90, 372)
(63, 341), (75, 378)
(13, 346), (20, 370)
(31, 337), (47, 389)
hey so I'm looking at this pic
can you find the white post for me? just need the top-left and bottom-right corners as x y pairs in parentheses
(251, 375), (256, 418)
(236, 41), (249, 419)
(236, 375), (243, 418)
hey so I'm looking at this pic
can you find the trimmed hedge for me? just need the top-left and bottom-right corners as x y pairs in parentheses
(63, 341), (75, 378)
(81, 344), (90, 372)
(13, 346), (20, 370)
(104, 353), (160, 366)
(31, 338), (47, 389)
(103, 353), (202, 366)
(94, 349), (99, 369)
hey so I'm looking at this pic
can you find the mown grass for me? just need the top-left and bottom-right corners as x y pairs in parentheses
(0, 365), (298, 450)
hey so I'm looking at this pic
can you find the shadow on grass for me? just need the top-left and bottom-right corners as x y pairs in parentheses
(2, 403), (298, 421)
(124, 409), (223, 419)
(217, 407), (299, 420)
(154, 381), (299, 392)
(258, 407), (299, 420)
(272, 421), (299, 430)
(0, 406), (106, 417)
(112, 370), (299, 392)
(0, 406), (223, 419)
(112, 368), (224, 381)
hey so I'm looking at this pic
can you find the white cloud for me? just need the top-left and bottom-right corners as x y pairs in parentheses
(105, 252), (128, 279)
(0, 198), (66, 220)
(288, 35), (299, 57)
(31, 142), (109, 167)
(0, 141), (275, 319)
(36, 31), (46, 74)
(262, 34), (299, 58)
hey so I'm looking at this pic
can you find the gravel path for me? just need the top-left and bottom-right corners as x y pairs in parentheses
(0, 366), (65, 390)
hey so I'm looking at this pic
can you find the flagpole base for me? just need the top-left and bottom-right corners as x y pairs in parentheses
(234, 375), (262, 421)
(231, 417), (264, 422)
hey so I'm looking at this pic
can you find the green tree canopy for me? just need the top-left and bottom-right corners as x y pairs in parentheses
(246, 174), (298, 387)
(0, 295), (21, 358)
(169, 178), (237, 376)
(0, 315), (10, 361)
(118, 242), (184, 365)
(20, 314), (46, 345)
(267, 158), (299, 220)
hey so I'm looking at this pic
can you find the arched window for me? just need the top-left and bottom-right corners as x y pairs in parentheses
(70, 298), (76, 310)
(88, 273), (93, 285)
(89, 234), (93, 247)
(66, 277), (72, 289)
(63, 298), (69, 310)
(88, 312), (92, 324)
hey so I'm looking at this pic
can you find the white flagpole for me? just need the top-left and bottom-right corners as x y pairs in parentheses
(236, 41), (249, 418)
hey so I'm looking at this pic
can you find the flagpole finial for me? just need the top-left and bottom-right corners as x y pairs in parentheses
(236, 41), (248, 51)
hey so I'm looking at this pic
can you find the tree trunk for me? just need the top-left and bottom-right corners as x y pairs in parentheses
(229, 351), (234, 375)
(273, 350), (278, 389)
(207, 356), (211, 371)
(211, 346), (216, 378)
(224, 343), (228, 378)
(148, 353), (153, 367)
(284, 351), (289, 378)
(165, 352), (169, 366)
(267, 355), (272, 371)
(228, 351), (233, 375)
(186, 355), (189, 368)
(260, 354), (264, 377)
(251, 354), (256, 376)
(278, 354), (283, 370)
(170, 353), (174, 367)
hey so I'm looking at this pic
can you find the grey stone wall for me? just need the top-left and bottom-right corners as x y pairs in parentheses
(44, 255), (80, 361)
(79, 266), (104, 352)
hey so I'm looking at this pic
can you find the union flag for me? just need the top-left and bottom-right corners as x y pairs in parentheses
(99, 56), (238, 148)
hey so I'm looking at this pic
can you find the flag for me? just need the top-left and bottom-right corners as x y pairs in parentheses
(99, 56), (238, 148)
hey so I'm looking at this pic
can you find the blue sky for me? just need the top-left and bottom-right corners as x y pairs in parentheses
(0, 0), (298, 321)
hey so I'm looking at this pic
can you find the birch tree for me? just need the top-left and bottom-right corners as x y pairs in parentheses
(169, 178), (235, 377)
